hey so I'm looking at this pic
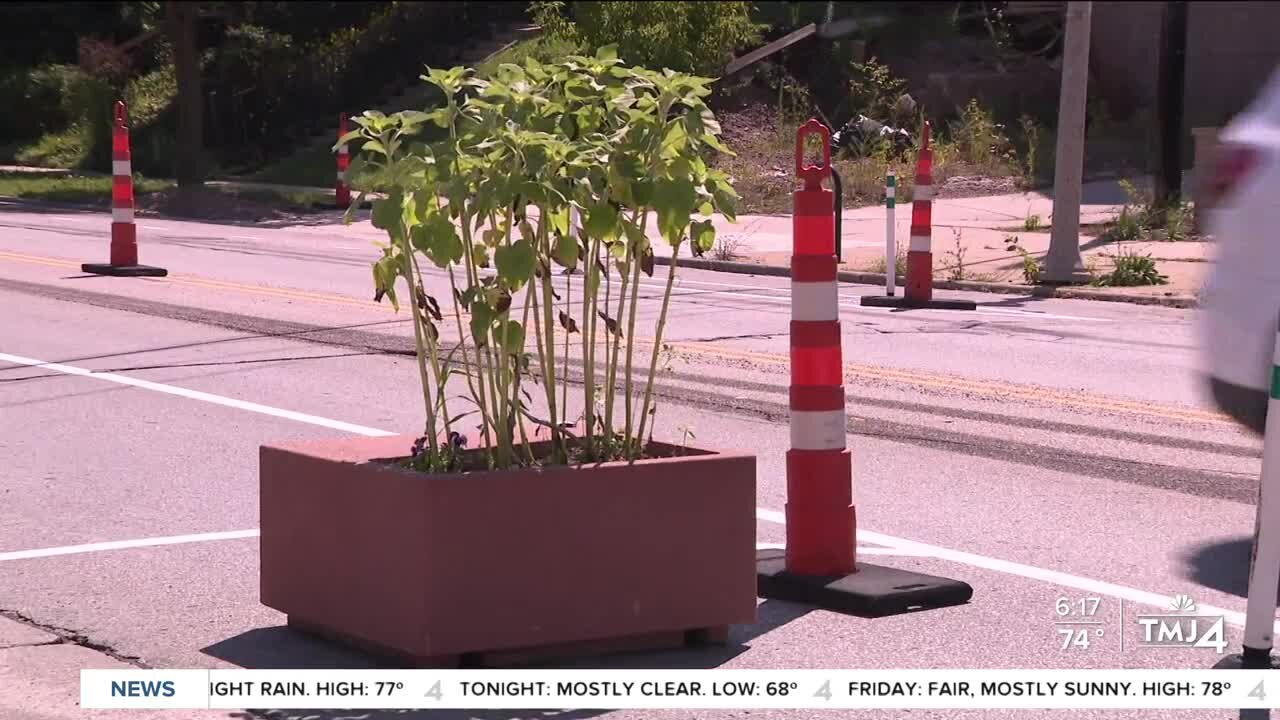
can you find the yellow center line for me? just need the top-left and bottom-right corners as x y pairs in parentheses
(0, 249), (1232, 426)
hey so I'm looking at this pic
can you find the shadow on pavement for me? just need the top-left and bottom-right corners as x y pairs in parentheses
(1181, 535), (1280, 602)
(202, 599), (813, 720)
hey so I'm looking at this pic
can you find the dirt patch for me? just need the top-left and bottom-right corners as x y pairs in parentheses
(936, 174), (1022, 199)
(137, 187), (318, 223)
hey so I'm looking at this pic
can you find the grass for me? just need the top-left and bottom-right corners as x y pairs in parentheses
(0, 172), (172, 204)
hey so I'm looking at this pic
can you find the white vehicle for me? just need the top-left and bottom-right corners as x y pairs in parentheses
(1198, 66), (1280, 435)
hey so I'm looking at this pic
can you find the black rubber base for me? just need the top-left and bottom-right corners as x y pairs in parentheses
(1214, 648), (1280, 670)
(80, 263), (168, 277)
(860, 294), (977, 311)
(756, 549), (973, 617)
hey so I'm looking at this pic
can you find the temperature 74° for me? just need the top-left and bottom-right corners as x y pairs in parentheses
(1059, 627), (1104, 650)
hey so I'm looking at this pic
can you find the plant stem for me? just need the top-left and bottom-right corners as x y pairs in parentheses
(581, 234), (601, 450)
(603, 249), (631, 446)
(537, 213), (564, 461)
(409, 250), (451, 437)
(621, 216), (647, 452)
(635, 240), (679, 453)
(398, 220), (438, 454)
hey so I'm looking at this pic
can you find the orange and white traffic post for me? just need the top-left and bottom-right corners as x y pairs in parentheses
(81, 101), (166, 278)
(757, 118), (973, 616)
(336, 112), (351, 210)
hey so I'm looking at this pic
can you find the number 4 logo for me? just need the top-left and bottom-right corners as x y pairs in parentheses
(425, 680), (442, 701)
(814, 680), (832, 700)
(1251, 680), (1266, 702)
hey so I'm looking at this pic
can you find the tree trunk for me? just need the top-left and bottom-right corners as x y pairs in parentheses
(168, 1), (202, 190)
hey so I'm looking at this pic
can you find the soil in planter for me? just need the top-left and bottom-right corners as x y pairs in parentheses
(385, 433), (711, 475)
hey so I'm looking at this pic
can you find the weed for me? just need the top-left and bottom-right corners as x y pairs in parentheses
(711, 234), (745, 261)
(1090, 244), (1168, 287)
(868, 242), (908, 279)
(1005, 234), (1042, 284)
(1023, 213), (1042, 232)
(949, 98), (1016, 174)
(945, 228), (967, 280)
(1018, 114), (1040, 185)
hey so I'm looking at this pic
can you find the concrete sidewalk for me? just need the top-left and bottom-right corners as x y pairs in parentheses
(1, 164), (1208, 306)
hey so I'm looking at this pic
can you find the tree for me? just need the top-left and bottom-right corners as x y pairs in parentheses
(167, 0), (202, 188)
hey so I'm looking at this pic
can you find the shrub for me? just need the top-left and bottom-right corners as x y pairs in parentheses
(0, 64), (77, 144)
(1091, 246), (1168, 287)
(539, 1), (763, 76)
(341, 46), (739, 471)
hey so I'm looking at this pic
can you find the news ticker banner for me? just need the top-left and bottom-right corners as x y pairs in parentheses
(83, 669), (1280, 710)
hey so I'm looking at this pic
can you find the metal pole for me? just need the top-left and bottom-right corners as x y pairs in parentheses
(1243, 314), (1280, 660)
(1154, 0), (1189, 207)
(1044, 1), (1093, 283)
(886, 170), (897, 296)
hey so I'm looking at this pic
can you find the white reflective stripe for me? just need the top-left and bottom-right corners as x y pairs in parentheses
(913, 184), (933, 202)
(791, 409), (847, 451)
(337, 171), (346, 182)
(338, 145), (349, 155)
(111, 160), (131, 177)
(885, 186), (895, 198)
(909, 233), (930, 252)
(791, 281), (838, 322)
(111, 207), (134, 224)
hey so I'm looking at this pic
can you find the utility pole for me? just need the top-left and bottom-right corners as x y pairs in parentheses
(1044, 1), (1093, 284)
(1154, 1), (1189, 208)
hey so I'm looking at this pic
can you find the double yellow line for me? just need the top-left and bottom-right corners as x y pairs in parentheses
(0, 249), (1233, 426)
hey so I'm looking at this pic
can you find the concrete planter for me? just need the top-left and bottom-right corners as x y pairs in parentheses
(259, 433), (758, 666)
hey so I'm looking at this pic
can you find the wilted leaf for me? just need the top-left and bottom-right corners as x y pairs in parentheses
(558, 311), (579, 333)
(494, 290), (512, 315)
(597, 311), (622, 338)
(640, 247), (655, 277)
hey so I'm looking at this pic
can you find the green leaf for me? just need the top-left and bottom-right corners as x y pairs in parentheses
(372, 254), (401, 311)
(362, 139), (388, 157)
(494, 239), (536, 289)
(500, 320), (526, 355)
(371, 196), (401, 231)
(470, 300), (494, 346)
(595, 44), (619, 63)
(472, 242), (491, 268)
(653, 177), (695, 244)
(691, 219), (716, 254)
(584, 201), (619, 240)
(553, 233), (579, 269)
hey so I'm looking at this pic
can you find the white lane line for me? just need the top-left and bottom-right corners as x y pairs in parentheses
(0, 529), (260, 562)
(0, 352), (394, 438)
(11, 350), (1223, 628)
(756, 508), (1272, 633)
(755, 542), (928, 556)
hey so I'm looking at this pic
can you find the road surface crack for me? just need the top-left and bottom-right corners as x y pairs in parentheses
(0, 609), (150, 667)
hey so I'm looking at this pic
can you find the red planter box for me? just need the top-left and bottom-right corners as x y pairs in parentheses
(259, 433), (759, 665)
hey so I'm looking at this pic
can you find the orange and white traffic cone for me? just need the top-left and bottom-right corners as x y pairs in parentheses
(861, 121), (973, 311)
(81, 101), (166, 278)
(759, 118), (974, 616)
(336, 112), (351, 210)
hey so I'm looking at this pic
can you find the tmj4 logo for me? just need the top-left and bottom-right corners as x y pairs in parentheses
(1136, 595), (1228, 654)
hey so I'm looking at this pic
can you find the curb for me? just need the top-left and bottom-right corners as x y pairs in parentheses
(654, 255), (1201, 309)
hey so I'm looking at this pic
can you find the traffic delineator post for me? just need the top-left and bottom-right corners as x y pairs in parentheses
(860, 121), (973, 311)
(336, 112), (351, 210)
(81, 101), (167, 278)
(1215, 311), (1280, 686)
(756, 119), (973, 616)
(885, 170), (897, 297)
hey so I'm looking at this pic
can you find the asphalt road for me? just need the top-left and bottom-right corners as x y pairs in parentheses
(0, 200), (1268, 720)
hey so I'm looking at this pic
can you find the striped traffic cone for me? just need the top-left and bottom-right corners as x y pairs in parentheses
(905, 122), (934, 304)
(336, 113), (351, 210)
(758, 119), (973, 616)
(81, 101), (166, 278)
(861, 121), (973, 310)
